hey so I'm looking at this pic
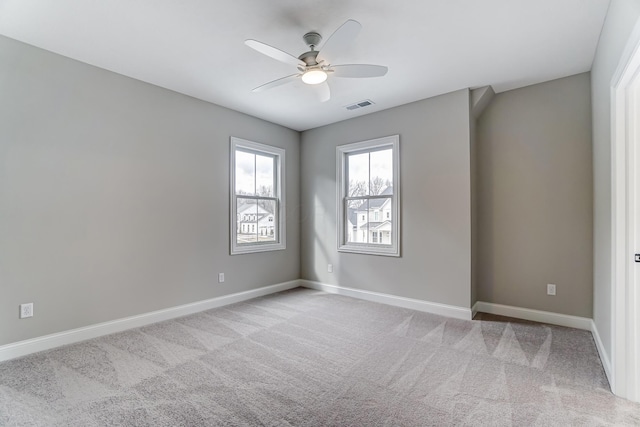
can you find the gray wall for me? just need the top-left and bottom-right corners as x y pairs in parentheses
(476, 73), (593, 317)
(0, 36), (300, 346)
(591, 0), (640, 359)
(300, 90), (472, 309)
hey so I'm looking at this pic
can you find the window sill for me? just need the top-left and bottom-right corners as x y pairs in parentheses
(338, 243), (399, 257)
(231, 242), (286, 255)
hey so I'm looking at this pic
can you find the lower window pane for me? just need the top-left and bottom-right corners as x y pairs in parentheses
(368, 196), (392, 245)
(237, 199), (258, 244)
(347, 199), (368, 243)
(257, 199), (277, 243)
(346, 197), (392, 245)
(236, 198), (277, 245)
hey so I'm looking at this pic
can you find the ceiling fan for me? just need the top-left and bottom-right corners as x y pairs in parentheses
(244, 19), (388, 102)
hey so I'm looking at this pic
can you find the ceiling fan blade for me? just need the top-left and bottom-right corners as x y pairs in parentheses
(331, 64), (388, 78)
(317, 19), (362, 63)
(252, 74), (300, 92)
(245, 39), (305, 68)
(314, 82), (331, 102)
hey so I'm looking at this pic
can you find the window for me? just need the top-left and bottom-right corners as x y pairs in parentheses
(337, 135), (400, 256)
(230, 137), (285, 254)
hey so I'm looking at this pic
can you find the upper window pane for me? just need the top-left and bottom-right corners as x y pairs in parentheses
(347, 152), (370, 196)
(370, 148), (393, 195)
(235, 150), (255, 195)
(347, 148), (393, 197)
(236, 151), (275, 197)
(256, 154), (275, 197)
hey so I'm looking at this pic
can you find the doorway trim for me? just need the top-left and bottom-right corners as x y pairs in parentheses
(611, 17), (640, 402)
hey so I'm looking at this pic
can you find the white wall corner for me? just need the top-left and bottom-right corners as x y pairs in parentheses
(591, 320), (613, 388)
(471, 301), (480, 318)
(0, 280), (302, 363)
(300, 280), (473, 320)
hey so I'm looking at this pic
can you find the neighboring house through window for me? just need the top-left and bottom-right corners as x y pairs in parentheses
(337, 135), (400, 256)
(230, 137), (285, 254)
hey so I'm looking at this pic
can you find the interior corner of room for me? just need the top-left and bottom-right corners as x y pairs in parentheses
(1, 0), (640, 404)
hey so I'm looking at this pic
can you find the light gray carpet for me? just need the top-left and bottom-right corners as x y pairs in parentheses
(1, 288), (639, 426)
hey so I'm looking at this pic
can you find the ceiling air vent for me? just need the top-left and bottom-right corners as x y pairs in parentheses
(345, 99), (375, 111)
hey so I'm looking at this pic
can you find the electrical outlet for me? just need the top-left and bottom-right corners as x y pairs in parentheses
(547, 284), (556, 296)
(218, 273), (225, 283)
(327, 264), (333, 273)
(20, 303), (33, 319)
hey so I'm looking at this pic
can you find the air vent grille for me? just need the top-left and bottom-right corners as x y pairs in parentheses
(345, 99), (375, 111)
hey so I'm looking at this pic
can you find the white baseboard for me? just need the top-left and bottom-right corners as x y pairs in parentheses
(471, 301), (479, 318)
(590, 320), (613, 387)
(0, 280), (300, 363)
(300, 280), (472, 320)
(473, 301), (592, 330)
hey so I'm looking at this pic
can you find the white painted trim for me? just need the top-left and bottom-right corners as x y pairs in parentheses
(471, 301), (480, 318)
(474, 303), (612, 383)
(336, 135), (401, 257)
(300, 280), (472, 320)
(229, 137), (286, 255)
(610, 15), (640, 402)
(474, 301), (592, 330)
(0, 280), (300, 363)
(592, 320), (613, 387)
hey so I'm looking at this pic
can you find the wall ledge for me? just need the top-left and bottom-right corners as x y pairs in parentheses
(0, 280), (301, 362)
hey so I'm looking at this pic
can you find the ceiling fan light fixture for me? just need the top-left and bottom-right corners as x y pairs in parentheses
(302, 69), (327, 85)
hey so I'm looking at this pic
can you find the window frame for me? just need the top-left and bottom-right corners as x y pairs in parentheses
(230, 137), (286, 255)
(336, 135), (400, 257)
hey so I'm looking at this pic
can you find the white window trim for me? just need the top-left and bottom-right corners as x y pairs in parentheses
(336, 135), (400, 257)
(230, 137), (286, 255)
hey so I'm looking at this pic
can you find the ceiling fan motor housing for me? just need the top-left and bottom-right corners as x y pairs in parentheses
(302, 31), (322, 49)
(299, 32), (323, 66)
(298, 50), (320, 66)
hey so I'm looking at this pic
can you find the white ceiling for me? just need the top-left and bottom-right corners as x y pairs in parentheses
(0, 0), (610, 131)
